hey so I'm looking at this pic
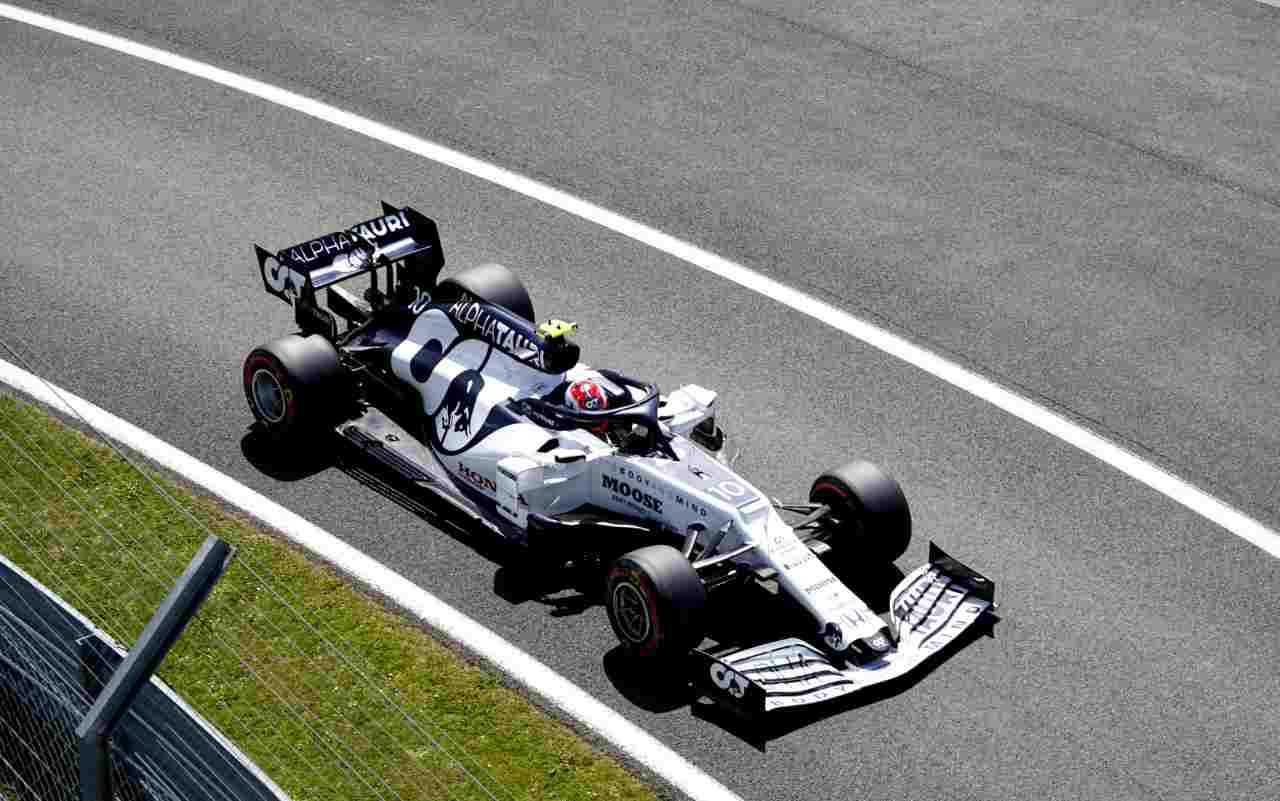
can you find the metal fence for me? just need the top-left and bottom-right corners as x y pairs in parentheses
(0, 552), (289, 801)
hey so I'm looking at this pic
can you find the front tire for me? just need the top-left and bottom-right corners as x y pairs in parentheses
(810, 461), (911, 562)
(605, 545), (707, 660)
(242, 334), (345, 438)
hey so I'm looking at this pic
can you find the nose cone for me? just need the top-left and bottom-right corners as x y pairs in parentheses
(824, 621), (897, 664)
(864, 630), (893, 653)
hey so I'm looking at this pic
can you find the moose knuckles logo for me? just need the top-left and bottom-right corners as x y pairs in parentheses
(601, 475), (663, 513)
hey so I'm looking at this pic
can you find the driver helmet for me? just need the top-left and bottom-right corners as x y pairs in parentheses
(566, 378), (609, 413)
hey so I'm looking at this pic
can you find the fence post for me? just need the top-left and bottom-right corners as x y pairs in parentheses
(75, 536), (234, 801)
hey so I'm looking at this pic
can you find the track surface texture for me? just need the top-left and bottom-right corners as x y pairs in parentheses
(2, 3), (1278, 801)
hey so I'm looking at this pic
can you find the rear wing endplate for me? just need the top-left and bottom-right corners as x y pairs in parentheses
(692, 542), (995, 715)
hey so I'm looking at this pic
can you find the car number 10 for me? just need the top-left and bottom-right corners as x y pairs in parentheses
(705, 480), (748, 503)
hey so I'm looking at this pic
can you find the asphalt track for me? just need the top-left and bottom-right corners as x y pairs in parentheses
(2, 3), (1278, 800)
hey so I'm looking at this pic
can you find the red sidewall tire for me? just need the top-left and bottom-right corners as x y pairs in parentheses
(811, 480), (850, 503)
(810, 462), (911, 563)
(243, 351), (299, 434)
(604, 545), (707, 661)
(242, 334), (344, 439)
(606, 564), (664, 658)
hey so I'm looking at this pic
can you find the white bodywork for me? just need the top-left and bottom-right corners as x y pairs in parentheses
(389, 304), (887, 651)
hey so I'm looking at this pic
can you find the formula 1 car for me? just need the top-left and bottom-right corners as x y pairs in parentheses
(242, 203), (995, 715)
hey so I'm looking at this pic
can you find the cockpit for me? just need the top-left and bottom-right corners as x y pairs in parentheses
(518, 369), (676, 457)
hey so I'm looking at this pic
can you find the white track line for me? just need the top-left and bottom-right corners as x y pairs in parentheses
(1, 5), (1276, 556)
(0, 356), (743, 801)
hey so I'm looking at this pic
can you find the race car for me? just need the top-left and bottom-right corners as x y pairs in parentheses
(242, 203), (996, 715)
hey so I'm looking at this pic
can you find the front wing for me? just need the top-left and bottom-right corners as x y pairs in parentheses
(692, 543), (994, 714)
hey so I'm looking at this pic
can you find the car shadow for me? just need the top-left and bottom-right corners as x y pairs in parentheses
(240, 425), (335, 481)
(601, 645), (699, 713)
(492, 562), (601, 616)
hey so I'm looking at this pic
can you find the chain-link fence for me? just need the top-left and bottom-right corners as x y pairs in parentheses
(0, 598), (85, 801)
(0, 550), (282, 801)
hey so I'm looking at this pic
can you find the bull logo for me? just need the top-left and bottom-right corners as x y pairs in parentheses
(439, 369), (484, 438)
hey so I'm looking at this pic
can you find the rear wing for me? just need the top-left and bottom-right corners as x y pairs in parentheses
(253, 202), (444, 308)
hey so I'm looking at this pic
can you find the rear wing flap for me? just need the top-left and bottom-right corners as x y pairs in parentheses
(254, 202), (444, 306)
(693, 542), (995, 715)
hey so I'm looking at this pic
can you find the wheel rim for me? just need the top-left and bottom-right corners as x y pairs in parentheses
(611, 581), (651, 644)
(250, 368), (287, 424)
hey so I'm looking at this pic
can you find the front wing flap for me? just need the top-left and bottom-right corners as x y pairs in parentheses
(692, 542), (994, 714)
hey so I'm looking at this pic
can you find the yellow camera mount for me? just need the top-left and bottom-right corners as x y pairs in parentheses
(538, 319), (578, 340)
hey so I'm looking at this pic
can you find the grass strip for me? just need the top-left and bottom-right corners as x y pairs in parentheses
(0, 392), (660, 801)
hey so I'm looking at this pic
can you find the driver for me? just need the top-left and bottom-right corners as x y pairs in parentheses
(562, 373), (628, 439)
(551, 371), (659, 453)
(565, 377), (610, 413)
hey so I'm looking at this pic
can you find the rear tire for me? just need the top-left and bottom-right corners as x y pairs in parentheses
(605, 545), (707, 660)
(810, 461), (911, 563)
(242, 334), (345, 438)
(438, 263), (535, 323)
